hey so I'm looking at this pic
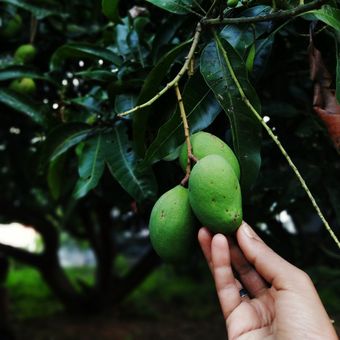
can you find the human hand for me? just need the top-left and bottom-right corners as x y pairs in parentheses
(198, 222), (338, 340)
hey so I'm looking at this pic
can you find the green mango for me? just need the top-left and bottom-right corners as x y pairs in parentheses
(189, 154), (242, 234)
(149, 185), (196, 262)
(9, 78), (36, 95)
(227, 0), (239, 7)
(0, 14), (22, 39)
(14, 44), (37, 64)
(179, 132), (240, 179)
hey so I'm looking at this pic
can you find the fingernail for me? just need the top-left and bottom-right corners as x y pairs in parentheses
(242, 223), (256, 239)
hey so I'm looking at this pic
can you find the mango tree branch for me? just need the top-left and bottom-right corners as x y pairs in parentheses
(213, 31), (340, 249)
(203, 0), (326, 25)
(0, 243), (42, 267)
(118, 23), (202, 117)
(175, 84), (197, 186)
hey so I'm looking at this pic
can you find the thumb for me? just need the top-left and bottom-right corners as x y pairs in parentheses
(236, 221), (307, 290)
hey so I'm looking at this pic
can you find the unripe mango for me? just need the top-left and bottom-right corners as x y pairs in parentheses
(179, 132), (240, 179)
(9, 78), (36, 95)
(189, 154), (242, 234)
(14, 44), (37, 64)
(149, 185), (195, 262)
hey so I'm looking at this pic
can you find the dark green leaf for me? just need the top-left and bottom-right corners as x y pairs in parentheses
(132, 40), (191, 157)
(0, 88), (48, 126)
(0, 66), (56, 85)
(102, 0), (121, 23)
(106, 122), (157, 202)
(115, 94), (137, 113)
(310, 5), (340, 30)
(0, 0), (67, 19)
(50, 43), (122, 71)
(142, 72), (221, 166)
(47, 155), (66, 200)
(146, 0), (195, 15)
(200, 36), (262, 192)
(73, 134), (106, 199)
(76, 70), (117, 82)
(41, 123), (92, 164)
(220, 5), (272, 57)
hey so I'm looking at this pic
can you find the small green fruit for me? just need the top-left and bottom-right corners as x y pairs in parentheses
(0, 14), (22, 39)
(189, 154), (242, 234)
(149, 185), (196, 262)
(9, 78), (37, 95)
(14, 44), (37, 64)
(227, 0), (239, 7)
(179, 132), (240, 179)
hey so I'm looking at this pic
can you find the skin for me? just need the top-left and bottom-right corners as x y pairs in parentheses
(198, 222), (338, 340)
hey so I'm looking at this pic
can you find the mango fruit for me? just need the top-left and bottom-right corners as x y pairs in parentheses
(227, 0), (239, 7)
(14, 44), (37, 64)
(9, 78), (36, 95)
(189, 154), (242, 234)
(149, 185), (195, 262)
(179, 132), (240, 179)
(0, 14), (22, 39)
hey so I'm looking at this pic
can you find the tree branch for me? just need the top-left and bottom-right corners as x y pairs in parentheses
(174, 84), (197, 186)
(0, 243), (42, 267)
(202, 0), (326, 25)
(118, 23), (202, 117)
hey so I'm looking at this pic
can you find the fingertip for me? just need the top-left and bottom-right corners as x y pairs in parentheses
(212, 233), (228, 249)
(198, 227), (211, 242)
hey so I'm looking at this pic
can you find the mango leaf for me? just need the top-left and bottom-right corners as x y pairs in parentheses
(142, 72), (221, 166)
(0, 88), (48, 126)
(41, 123), (93, 164)
(309, 5), (340, 31)
(50, 43), (122, 71)
(0, 0), (67, 19)
(0, 66), (56, 85)
(47, 155), (66, 200)
(106, 122), (157, 202)
(102, 0), (121, 23)
(73, 134), (106, 199)
(76, 70), (116, 82)
(220, 5), (272, 57)
(146, 0), (196, 15)
(132, 40), (191, 157)
(200, 36), (262, 192)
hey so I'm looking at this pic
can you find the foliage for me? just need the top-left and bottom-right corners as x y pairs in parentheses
(1, 0), (340, 312)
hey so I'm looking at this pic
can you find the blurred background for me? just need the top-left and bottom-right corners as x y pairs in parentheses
(1, 0), (340, 339)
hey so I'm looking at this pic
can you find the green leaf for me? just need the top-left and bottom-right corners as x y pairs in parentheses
(76, 70), (116, 82)
(73, 134), (106, 199)
(142, 72), (221, 166)
(220, 5), (272, 57)
(41, 123), (93, 164)
(146, 0), (195, 15)
(200, 36), (262, 192)
(102, 0), (121, 23)
(246, 44), (256, 73)
(50, 43), (122, 71)
(0, 66), (56, 85)
(132, 40), (191, 157)
(310, 5), (340, 31)
(47, 155), (66, 200)
(0, 0), (67, 19)
(0, 88), (48, 126)
(106, 122), (157, 202)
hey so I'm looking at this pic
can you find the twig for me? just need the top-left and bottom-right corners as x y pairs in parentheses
(203, 0), (326, 25)
(213, 31), (340, 249)
(118, 23), (202, 117)
(175, 84), (197, 186)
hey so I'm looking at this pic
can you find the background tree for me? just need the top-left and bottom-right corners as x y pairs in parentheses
(0, 0), (340, 313)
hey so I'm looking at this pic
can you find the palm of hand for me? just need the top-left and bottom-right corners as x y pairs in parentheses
(198, 224), (338, 340)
